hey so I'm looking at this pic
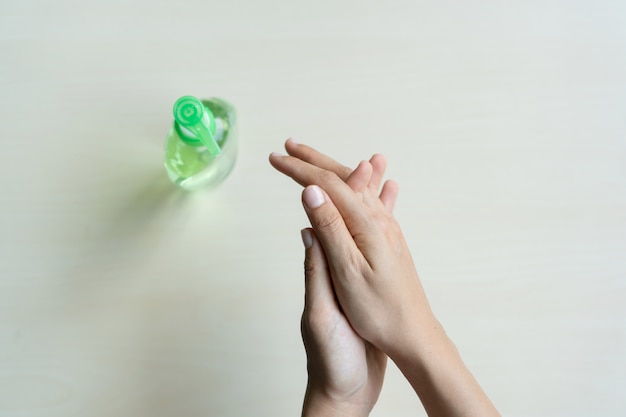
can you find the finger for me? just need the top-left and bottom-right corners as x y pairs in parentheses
(301, 228), (338, 312)
(301, 185), (371, 274)
(379, 180), (399, 212)
(285, 139), (353, 181)
(345, 160), (373, 194)
(368, 154), (387, 192)
(270, 153), (380, 241)
(281, 141), (389, 209)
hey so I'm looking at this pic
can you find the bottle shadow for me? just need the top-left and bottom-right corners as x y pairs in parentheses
(48, 163), (192, 292)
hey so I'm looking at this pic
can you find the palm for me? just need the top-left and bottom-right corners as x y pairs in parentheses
(302, 298), (387, 410)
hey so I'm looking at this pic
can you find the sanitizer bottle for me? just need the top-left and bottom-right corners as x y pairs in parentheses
(164, 96), (238, 190)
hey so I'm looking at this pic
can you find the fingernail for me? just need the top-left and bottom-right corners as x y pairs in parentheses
(270, 151), (284, 158)
(288, 137), (300, 145)
(303, 185), (325, 209)
(300, 229), (313, 249)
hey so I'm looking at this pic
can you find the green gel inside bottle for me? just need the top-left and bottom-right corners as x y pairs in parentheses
(164, 96), (238, 190)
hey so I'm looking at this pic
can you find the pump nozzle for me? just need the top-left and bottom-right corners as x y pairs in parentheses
(173, 96), (220, 156)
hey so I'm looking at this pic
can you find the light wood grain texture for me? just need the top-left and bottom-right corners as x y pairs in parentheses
(1, 1), (625, 416)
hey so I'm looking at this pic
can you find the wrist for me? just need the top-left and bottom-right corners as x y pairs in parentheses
(392, 328), (462, 384)
(385, 313), (454, 364)
(302, 383), (370, 417)
(387, 313), (466, 388)
(388, 318), (501, 417)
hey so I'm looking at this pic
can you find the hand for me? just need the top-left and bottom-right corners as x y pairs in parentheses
(270, 140), (435, 359)
(282, 139), (399, 214)
(288, 140), (393, 416)
(300, 228), (386, 417)
(271, 140), (501, 417)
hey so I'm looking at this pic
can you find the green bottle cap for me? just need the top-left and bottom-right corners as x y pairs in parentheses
(173, 96), (220, 156)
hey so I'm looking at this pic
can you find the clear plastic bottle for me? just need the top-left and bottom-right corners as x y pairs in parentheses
(164, 96), (238, 190)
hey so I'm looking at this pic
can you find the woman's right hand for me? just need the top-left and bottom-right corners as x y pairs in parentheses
(272, 140), (501, 417)
(272, 140), (440, 359)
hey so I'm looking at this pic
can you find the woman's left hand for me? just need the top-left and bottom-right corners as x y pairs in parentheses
(300, 227), (387, 417)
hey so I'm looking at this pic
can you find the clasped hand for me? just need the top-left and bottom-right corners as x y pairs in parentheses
(270, 139), (434, 415)
(269, 139), (500, 417)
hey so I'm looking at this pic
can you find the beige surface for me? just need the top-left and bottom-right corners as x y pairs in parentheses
(1, 1), (625, 416)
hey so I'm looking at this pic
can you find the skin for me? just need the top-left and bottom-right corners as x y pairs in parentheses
(300, 229), (385, 417)
(270, 139), (501, 417)
(298, 146), (397, 417)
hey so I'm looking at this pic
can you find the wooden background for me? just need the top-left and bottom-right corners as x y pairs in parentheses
(1, 1), (624, 416)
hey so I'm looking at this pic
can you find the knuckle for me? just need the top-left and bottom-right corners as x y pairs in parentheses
(314, 210), (344, 234)
(371, 209), (396, 234)
(337, 256), (362, 281)
(318, 169), (339, 185)
(303, 256), (319, 276)
(340, 166), (352, 179)
(351, 230), (371, 250)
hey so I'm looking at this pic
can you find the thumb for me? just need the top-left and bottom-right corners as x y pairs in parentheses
(301, 185), (364, 277)
(301, 228), (336, 312)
